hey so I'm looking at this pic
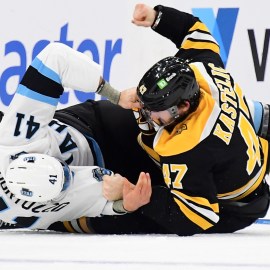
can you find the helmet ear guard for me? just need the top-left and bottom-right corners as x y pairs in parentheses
(137, 56), (200, 112)
(5, 153), (73, 203)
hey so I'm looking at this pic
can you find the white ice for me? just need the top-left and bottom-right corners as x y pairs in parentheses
(0, 221), (269, 270)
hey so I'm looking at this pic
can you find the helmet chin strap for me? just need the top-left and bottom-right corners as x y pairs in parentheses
(163, 105), (191, 130)
(167, 105), (180, 119)
(161, 106), (179, 127)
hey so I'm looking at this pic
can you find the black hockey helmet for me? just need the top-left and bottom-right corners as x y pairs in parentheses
(137, 56), (199, 111)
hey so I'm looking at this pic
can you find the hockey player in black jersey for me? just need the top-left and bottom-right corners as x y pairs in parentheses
(2, 4), (270, 235)
(75, 3), (270, 236)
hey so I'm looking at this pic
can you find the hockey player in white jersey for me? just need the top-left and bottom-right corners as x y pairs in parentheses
(0, 42), (153, 230)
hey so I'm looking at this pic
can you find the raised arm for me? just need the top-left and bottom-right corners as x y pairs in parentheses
(132, 3), (224, 67)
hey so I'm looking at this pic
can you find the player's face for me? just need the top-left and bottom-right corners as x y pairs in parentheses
(150, 102), (190, 127)
(150, 109), (176, 126)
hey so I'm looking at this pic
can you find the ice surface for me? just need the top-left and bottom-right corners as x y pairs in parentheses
(0, 222), (269, 270)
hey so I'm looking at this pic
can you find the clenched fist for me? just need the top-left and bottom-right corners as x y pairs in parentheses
(102, 173), (125, 201)
(132, 4), (157, 27)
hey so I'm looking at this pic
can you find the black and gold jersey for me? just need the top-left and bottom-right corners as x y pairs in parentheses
(135, 5), (269, 233)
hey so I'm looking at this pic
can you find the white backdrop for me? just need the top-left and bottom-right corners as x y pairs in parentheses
(0, 0), (269, 111)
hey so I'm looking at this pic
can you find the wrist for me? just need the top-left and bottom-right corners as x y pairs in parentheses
(96, 79), (120, 104)
(113, 199), (133, 214)
(151, 5), (163, 29)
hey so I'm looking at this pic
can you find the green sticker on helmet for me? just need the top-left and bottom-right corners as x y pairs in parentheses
(157, 79), (168, 89)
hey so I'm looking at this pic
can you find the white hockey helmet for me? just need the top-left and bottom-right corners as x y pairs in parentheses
(5, 153), (72, 202)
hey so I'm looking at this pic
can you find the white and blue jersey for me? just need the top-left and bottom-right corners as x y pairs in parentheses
(0, 43), (117, 229)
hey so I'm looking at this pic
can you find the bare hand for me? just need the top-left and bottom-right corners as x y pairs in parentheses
(123, 172), (152, 212)
(103, 174), (125, 201)
(118, 87), (141, 109)
(132, 4), (157, 27)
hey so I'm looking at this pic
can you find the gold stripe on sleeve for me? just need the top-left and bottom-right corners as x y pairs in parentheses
(189, 21), (210, 32)
(63, 221), (76, 233)
(173, 190), (219, 213)
(78, 217), (93, 234)
(182, 40), (220, 54)
(173, 198), (214, 230)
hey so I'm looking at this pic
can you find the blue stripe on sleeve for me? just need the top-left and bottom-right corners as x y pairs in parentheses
(17, 84), (59, 106)
(31, 57), (61, 84)
(84, 135), (105, 167)
(253, 101), (263, 133)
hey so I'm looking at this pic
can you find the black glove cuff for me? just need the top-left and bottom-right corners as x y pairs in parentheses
(151, 5), (163, 29)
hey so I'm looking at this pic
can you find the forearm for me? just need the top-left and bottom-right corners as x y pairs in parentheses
(96, 78), (120, 104)
(151, 5), (198, 48)
(151, 5), (223, 66)
(36, 42), (101, 93)
(140, 186), (204, 236)
(36, 42), (121, 104)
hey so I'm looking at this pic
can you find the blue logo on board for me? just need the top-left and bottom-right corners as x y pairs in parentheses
(192, 8), (239, 67)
